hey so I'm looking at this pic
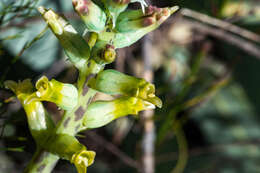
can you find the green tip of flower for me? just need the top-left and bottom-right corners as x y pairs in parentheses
(170, 6), (179, 14)
(4, 79), (33, 95)
(38, 6), (47, 15)
(4, 80), (18, 93)
(146, 96), (162, 108)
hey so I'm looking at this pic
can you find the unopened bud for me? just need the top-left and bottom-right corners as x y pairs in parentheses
(91, 42), (117, 64)
(38, 6), (90, 69)
(113, 6), (179, 48)
(102, 45), (116, 63)
(72, 0), (106, 32)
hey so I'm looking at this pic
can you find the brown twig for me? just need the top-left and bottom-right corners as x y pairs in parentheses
(180, 8), (260, 43)
(141, 33), (156, 173)
(183, 19), (260, 59)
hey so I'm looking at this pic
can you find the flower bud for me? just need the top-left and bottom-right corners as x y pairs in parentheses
(43, 134), (95, 173)
(113, 6), (179, 48)
(30, 76), (78, 110)
(72, 0), (107, 32)
(38, 6), (90, 69)
(4, 79), (54, 141)
(83, 96), (155, 129)
(102, 45), (116, 63)
(89, 69), (162, 108)
(91, 42), (117, 65)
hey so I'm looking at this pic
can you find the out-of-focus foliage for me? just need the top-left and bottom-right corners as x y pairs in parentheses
(1, 0), (260, 173)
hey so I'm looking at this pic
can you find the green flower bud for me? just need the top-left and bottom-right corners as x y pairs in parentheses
(72, 0), (107, 32)
(89, 69), (162, 108)
(44, 134), (95, 173)
(4, 80), (54, 141)
(83, 96), (155, 129)
(29, 76), (78, 111)
(38, 6), (90, 70)
(113, 6), (179, 48)
(101, 0), (130, 26)
(91, 42), (117, 65)
(102, 45), (116, 63)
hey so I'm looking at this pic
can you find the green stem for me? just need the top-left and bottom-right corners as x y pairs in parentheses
(23, 149), (59, 173)
(171, 124), (188, 173)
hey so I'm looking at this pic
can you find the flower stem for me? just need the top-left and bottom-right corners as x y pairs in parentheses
(24, 149), (59, 173)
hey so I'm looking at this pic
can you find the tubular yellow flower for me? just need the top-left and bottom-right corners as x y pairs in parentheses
(4, 79), (54, 142)
(83, 96), (155, 129)
(89, 69), (162, 108)
(43, 134), (95, 173)
(30, 76), (79, 111)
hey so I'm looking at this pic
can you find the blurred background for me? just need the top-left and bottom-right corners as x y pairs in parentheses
(1, 0), (260, 172)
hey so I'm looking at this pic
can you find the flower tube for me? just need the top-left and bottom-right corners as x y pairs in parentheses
(4, 79), (54, 142)
(83, 96), (155, 129)
(43, 134), (95, 173)
(89, 69), (162, 107)
(28, 76), (79, 111)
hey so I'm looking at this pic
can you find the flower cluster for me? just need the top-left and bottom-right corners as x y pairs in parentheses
(5, 1), (178, 172)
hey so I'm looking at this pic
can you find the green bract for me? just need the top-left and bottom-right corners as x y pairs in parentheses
(5, 1), (178, 173)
